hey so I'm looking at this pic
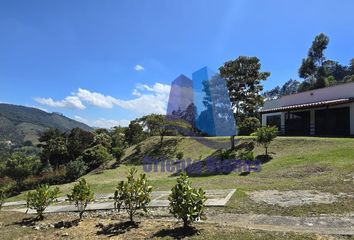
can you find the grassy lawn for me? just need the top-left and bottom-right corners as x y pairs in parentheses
(7, 136), (354, 216)
(0, 211), (344, 240)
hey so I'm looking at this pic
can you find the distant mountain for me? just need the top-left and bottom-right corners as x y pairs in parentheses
(0, 103), (92, 145)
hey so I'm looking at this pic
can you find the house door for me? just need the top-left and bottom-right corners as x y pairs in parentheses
(315, 107), (350, 136)
(285, 111), (311, 136)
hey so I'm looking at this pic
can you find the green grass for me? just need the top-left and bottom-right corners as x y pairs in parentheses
(7, 136), (354, 216)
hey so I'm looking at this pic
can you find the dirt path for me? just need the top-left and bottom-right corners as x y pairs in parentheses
(205, 213), (354, 236)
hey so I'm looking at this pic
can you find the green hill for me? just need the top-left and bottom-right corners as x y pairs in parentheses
(0, 103), (92, 145)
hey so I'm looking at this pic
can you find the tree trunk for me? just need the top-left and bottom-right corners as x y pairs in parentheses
(230, 135), (235, 150)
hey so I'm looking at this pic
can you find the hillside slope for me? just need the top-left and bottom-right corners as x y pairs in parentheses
(0, 103), (92, 144)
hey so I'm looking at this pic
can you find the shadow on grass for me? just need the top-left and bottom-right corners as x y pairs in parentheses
(152, 226), (199, 240)
(54, 219), (80, 228)
(96, 221), (139, 237)
(13, 217), (39, 227)
(256, 154), (273, 164)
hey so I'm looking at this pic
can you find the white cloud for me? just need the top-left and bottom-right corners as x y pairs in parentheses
(134, 64), (144, 71)
(74, 116), (130, 128)
(76, 88), (118, 108)
(34, 96), (86, 110)
(35, 82), (171, 116)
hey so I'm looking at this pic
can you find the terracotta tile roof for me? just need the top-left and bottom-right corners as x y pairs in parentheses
(260, 98), (353, 113)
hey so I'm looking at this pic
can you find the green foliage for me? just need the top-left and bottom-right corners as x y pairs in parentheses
(39, 129), (68, 168)
(26, 184), (60, 220)
(66, 159), (88, 181)
(93, 132), (112, 149)
(67, 128), (94, 160)
(67, 178), (94, 220)
(112, 146), (124, 162)
(169, 172), (207, 228)
(238, 117), (261, 136)
(0, 184), (12, 211)
(238, 150), (255, 161)
(5, 152), (41, 186)
(252, 126), (278, 156)
(176, 151), (184, 160)
(124, 121), (146, 146)
(113, 168), (152, 222)
(79, 144), (114, 170)
(219, 56), (270, 120)
(263, 79), (300, 99)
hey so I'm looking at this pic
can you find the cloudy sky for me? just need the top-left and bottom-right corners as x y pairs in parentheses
(1, 0), (354, 128)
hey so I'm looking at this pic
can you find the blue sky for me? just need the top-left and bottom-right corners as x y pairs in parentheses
(1, 0), (354, 128)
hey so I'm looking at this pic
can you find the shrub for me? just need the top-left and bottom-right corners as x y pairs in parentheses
(238, 117), (261, 136)
(112, 147), (125, 162)
(67, 178), (94, 220)
(252, 126), (278, 156)
(79, 144), (114, 170)
(113, 168), (152, 222)
(169, 172), (206, 228)
(176, 151), (184, 160)
(0, 184), (11, 211)
(66, 159), (88, 181)
(26, 184), (60, 220)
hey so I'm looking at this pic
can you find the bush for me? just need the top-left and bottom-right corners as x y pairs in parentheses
(169, 172), (207, 228)
(113, 168), (152, 222)
(238, 117), (261, 136)
(252, 126), (278, 156)
(0, 184), (11, 211)
(66, 159), (88, 181)
(112, 147), (125, 162)
(79, 144), (114, 170)
(176, 151), (184, 160)
(26, 184), (60, 220)
(67, 178), (94, 220)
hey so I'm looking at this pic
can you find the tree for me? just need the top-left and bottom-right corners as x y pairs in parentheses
(38, 129), (68, 169)
(124, 121), (146, 146)
(169, 172), (206, 228)
(5, 152), (40, 186)
(111, 126), (127, 149)
(66, 159), (88, 181)
(252, 126), (278, 156)
(0, 184), (11, 211)
(263, 79), (300, 100)
(67, 178), (94, 220)
(26, 184), (60, 220)
(238, 117), (261, 136)
(112, 146), (124, 162)
(113, 168), (152, 223)
(79, 144), (114, 170)
(219, 56), (270, 121)
(67, 128), (94, 160)
(92, 132), (112, 149)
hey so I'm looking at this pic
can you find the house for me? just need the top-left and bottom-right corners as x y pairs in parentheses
(260, 81), (354, 136)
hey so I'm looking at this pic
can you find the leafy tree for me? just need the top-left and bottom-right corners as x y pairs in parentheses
(113, 168), (152, 222)
(263, 79), (300, 99)
(66, 159), (88, 181)
(92, 132), (112, 150)
(26, 184), (60, 220)
(79, 144), (114, 170)
(238, 117), (261, 136)
(0, 184), (11, 211)
(67, 178), (94, 220)
(5, 152), (40, 186)
(111, 126), (127, 148)
(38, 129), (68, 169)
(67, 128), (94, 160)
(124, 121), (146, 146)
(169, 172), (206, 228)
(219, 56), (270, 121)
(112, 146), (124, 162)
(252, 126), (278, 156)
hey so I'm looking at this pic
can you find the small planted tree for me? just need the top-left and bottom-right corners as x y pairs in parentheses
(26, 184), (60, 220)
(252, 126), (278, 156)
(169, 172), (207, 228)
(67, 178), (94, 220)
(113, 168), (152, 223)
(0, 185), (11, 211)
